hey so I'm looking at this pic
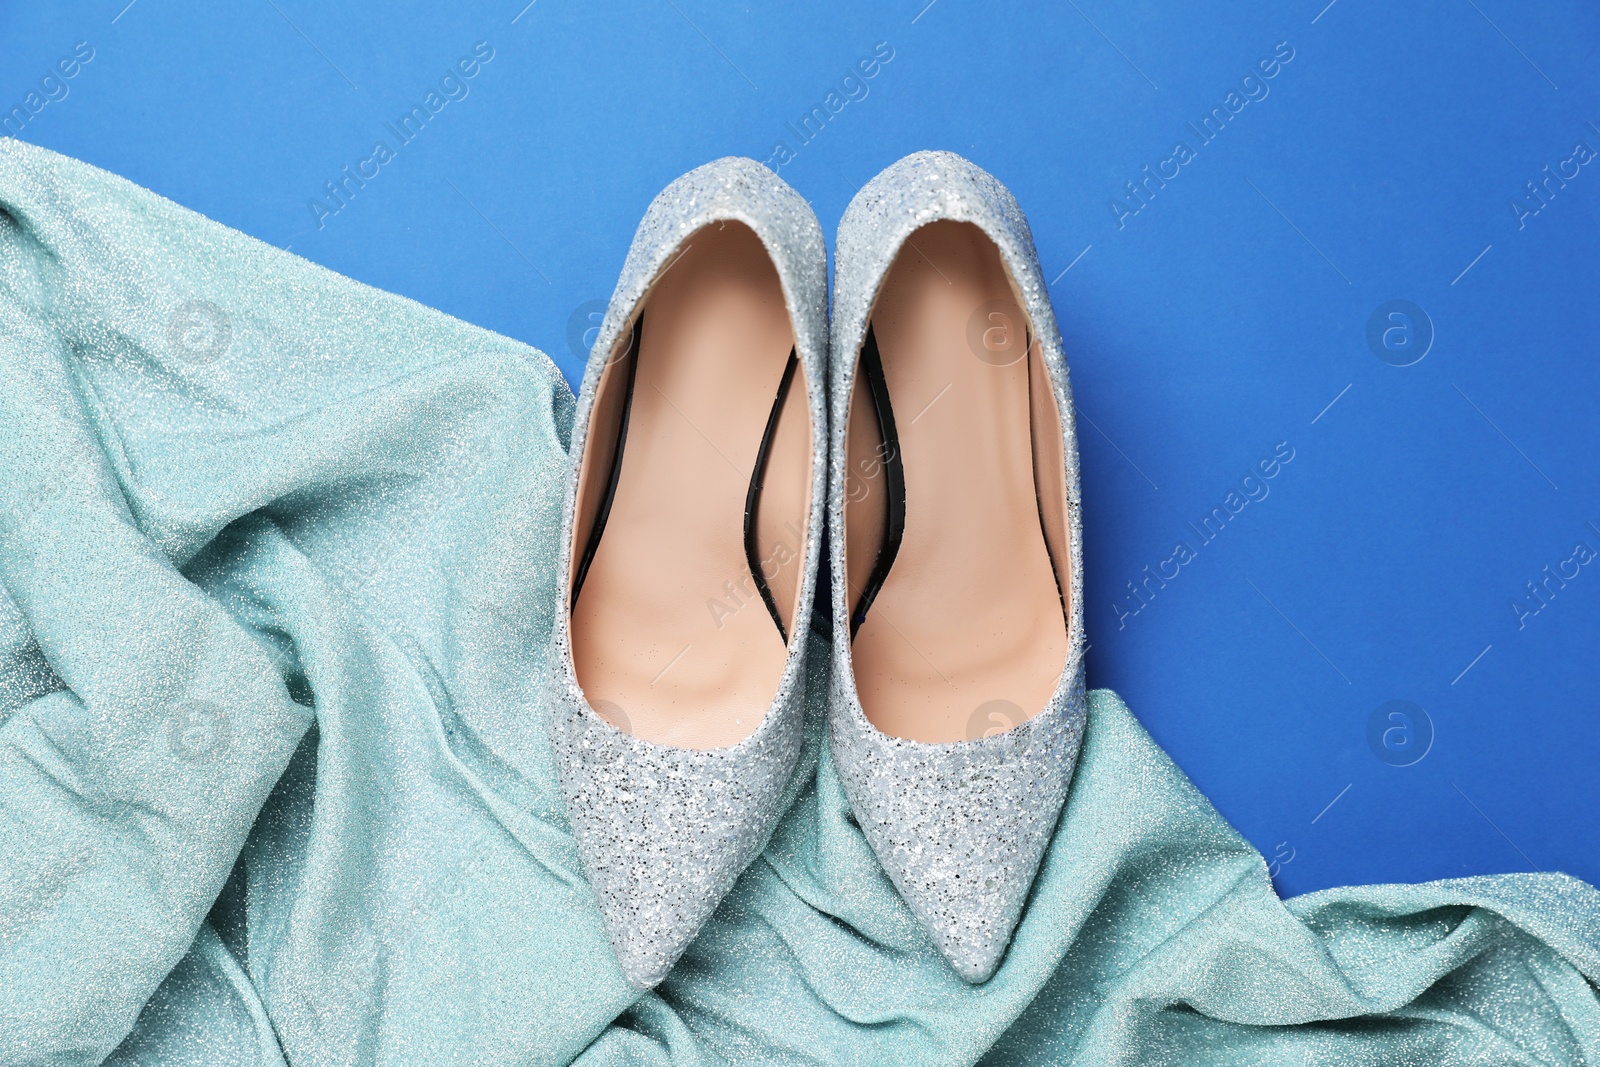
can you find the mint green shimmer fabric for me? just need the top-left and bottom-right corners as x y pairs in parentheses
(2, 138), (1598, 1067)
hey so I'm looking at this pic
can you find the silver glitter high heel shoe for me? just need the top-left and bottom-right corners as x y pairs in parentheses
(827, 152), (1087, 983)
(545, 159), (827, 988)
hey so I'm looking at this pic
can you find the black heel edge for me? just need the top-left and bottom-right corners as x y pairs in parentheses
(849, 324), (906, 639)
(570, 315), (643, 612)
(745, 349), (801, 644)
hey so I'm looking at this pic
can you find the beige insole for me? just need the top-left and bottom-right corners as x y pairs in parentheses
(846, 220), (1069, 744)
(570, 222), (810, 749)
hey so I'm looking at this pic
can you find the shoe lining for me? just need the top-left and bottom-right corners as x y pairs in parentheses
(569, 222), (810, 749)
(843, 219), (1069, 744)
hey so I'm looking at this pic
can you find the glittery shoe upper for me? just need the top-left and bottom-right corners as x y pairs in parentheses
(827, 151), (1088, 984)
(545, 158), (827, 989)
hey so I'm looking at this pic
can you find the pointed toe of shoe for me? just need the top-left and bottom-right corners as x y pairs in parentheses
(825, 149), (1090, 984)
(545, 666), (804, 988)
(943, 934), (1006, 986)
(600, 891), (701, 991)
(543, 156), (824, 990)
(828, 665), (1087, 983)
(905, 870), (1030, 985)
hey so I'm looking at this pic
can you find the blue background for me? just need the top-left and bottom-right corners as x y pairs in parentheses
(4, 0), (1597, 897)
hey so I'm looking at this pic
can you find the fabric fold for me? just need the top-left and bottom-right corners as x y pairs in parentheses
(0, 139), (1597, 1067)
